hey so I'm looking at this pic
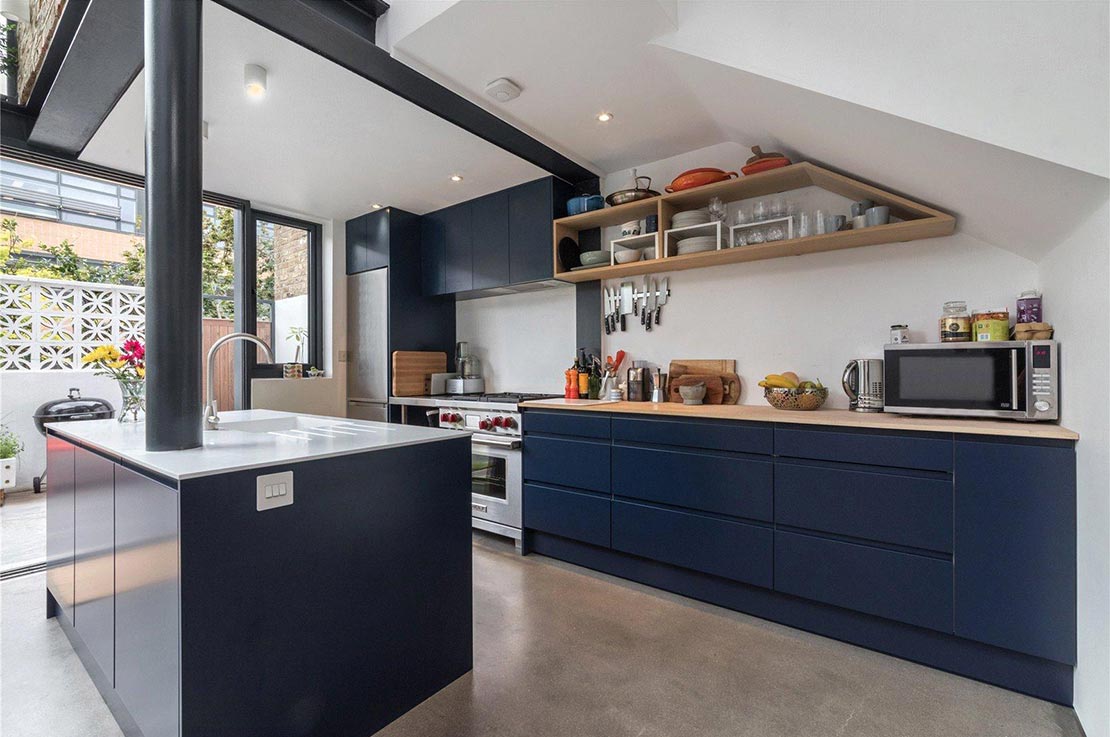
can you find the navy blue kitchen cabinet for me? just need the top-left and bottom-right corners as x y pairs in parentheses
(954, 437), (1077, 665)
(345, 213), (369, 274)
(73, 446), (115, 685)
(45, 434), (76, 625)
(509, 176), (571, 285)
(420, 176), (571, 295)
(521, 407), (1078, 704)
(471, 191), (509, 289)
(346, 207), (410, 275)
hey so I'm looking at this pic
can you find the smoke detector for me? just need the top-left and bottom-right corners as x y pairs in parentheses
(484, 78), (522, 103)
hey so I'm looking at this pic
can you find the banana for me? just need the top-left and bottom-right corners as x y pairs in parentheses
(762, 374), (798, 389)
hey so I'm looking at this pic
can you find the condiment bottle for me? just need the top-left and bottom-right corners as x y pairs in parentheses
(890, 324), (909, 344)
(939, 301), (971, 342)
(565, 363), (579, 399)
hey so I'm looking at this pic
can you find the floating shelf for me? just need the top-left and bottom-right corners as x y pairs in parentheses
(609, 232), (660, 264)
(551, 162), (955, 283)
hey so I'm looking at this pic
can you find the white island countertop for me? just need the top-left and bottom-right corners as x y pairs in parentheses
(46, 409), (468, 481)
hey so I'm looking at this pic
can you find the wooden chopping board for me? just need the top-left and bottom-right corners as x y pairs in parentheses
(668, 359), (741, 405)
(392, 351), (447, 396)
(669, 374), (724, 404)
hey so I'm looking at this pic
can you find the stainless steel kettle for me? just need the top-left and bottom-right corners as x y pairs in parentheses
(842, 359), (884, 412)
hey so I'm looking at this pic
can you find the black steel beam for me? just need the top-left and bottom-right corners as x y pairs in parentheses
(144, 0), (204, 451)
(212, 0), (596, 185)
(27, 0), (143, 156)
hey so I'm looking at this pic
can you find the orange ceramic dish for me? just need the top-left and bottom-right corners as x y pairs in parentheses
(740, 157), (791, 176)
(665, 168), (739, 193)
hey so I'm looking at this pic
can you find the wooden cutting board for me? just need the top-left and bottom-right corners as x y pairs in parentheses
(719, 372), (742, 405)
(392, 351), (447, 396)
(669, 375), (725, 404)
(668, 360), (741, 405)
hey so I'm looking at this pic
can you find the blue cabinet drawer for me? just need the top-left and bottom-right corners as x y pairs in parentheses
(613, 445), (772, 521)
(524, 483), (610, 548)
(523, 435), (610, 493)
(612, 416), (772, 455)
(774, 531), (953, 632)
(612, 500), (772, 588)
(775, 426), (952, 472)
(775, 462), (952, 552)
(523, 410), (610, 440)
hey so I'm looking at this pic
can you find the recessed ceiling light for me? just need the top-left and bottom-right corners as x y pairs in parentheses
(371, 203), (383, 209)
(244, 63), (267, 98)
(597, 112), (613, 123)
(450, 174), (464, 182)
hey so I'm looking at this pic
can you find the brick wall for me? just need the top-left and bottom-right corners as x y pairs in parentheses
(272, 223), (308, 300)
(16, 0), (66, 105)
(4, 213), (141, 263)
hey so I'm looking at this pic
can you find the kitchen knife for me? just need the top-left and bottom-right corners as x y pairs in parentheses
(646, 278), (656, 332)
(603, 287), (612, 335)
(655, 277), (668, 325)
(620, 282), (633, 331)
(641, 276), (650, 325)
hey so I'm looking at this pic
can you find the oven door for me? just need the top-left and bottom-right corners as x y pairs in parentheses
(470, 435), (522, 531)
(884, 343), (1027, 418)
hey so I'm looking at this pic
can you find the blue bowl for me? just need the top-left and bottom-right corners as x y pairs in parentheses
(567, 195), (604, 216)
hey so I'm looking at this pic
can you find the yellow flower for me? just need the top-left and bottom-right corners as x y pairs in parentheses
(105, 345), (121, 360)
(107, 360), (127, 369)
(136, 366), (145, 378)
(82, 346), (108, 364)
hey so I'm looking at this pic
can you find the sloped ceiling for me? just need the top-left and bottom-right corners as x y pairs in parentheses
(392, 0), (1110, 262)
(79, 1), (546, 220)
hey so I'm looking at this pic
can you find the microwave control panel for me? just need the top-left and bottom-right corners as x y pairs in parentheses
(1030, 342), (1057, 416)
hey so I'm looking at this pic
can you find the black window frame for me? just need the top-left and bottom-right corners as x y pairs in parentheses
(241, 208), (323, 390)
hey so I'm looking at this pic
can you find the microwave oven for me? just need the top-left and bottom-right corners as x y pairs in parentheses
(883, 341), (1058, 421)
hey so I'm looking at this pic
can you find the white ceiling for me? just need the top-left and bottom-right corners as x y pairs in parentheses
(79, 1), (547, 221)
(391, 0), (1110, 262)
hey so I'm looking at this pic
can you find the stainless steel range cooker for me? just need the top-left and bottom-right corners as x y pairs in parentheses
(389, 392), (559, 551)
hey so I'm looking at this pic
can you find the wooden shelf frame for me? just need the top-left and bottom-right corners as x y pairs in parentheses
(551, 162), (955, 283)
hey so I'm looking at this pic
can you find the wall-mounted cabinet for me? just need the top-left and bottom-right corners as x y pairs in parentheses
(421, 176), (572, 296)
(552, 162), (956, 283)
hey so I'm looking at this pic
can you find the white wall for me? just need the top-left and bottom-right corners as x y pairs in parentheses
(455, 287), (577, 394)
(0, 371), (121, 491)
(273, 294), (310, 363)
(1040, 197), (1110, 737)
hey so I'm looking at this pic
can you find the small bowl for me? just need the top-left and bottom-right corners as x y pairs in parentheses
(614, 249), (642, 264)
(620, 220), (642, 236)
(578, 250), (609, 266)
(678, 383), (707, 405)
(763, 386), (828, 411)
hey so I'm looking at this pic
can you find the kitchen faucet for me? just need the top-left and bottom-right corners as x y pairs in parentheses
(204, 332), (274, 430)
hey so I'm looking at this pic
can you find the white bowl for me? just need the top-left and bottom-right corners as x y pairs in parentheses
(614, 249), (642, 264)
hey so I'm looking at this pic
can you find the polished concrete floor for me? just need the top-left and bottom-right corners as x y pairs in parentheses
(1, 532), (1084, 737)
(1, 490), (46, 573)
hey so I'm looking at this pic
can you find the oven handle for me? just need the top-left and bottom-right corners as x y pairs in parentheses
(1011, 348), (1019, 409)
(472, 435), (521, 450)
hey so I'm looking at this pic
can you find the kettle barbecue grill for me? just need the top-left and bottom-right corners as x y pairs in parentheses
(31, 388), (113, 493)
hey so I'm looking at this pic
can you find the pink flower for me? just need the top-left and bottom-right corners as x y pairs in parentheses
(122, 339), (145, 365)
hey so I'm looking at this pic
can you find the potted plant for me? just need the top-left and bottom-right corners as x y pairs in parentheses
(1, 425), (24, 493)
(82, 339), (146, 422)
(284, 326), (308, 378)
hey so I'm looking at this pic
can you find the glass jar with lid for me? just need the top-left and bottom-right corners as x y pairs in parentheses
(939, 301), (971, 342)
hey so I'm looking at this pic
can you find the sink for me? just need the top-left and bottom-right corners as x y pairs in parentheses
(215, 416), (380, 438)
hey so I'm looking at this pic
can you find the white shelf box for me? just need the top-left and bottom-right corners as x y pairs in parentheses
(663, 221), (724, 257)
(729, 216), (795, 247)
(609, 232), (660, 264)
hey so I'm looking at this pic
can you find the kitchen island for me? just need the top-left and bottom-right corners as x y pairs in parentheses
(518, 401), (1078, 705)
(45, 410), (473, 737)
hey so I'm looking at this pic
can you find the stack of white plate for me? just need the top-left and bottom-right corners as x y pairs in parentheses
(676, 235), (718, 255)
(671, 209), (710, 228)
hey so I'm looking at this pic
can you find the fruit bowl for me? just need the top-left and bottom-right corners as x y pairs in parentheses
(763, 386), (828, 411)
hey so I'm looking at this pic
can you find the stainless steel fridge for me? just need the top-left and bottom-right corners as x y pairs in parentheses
(347, 268), (389, 422)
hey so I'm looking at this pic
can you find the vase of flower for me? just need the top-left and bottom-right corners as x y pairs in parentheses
(82, 339), (146, 423)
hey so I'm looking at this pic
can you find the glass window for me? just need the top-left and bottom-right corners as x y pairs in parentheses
(255, 217), (314, 365)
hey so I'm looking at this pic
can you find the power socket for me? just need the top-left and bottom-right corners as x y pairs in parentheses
(256, 470), (294, 511)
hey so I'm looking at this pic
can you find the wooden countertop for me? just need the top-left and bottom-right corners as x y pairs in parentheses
(518, 400), (1079, 441)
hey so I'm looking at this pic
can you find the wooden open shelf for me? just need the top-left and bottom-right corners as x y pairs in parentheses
(552, 162), (955, 283)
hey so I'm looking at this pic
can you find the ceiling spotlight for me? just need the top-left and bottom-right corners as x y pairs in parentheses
(597, 112), (613, 123)
(244, 64), (267, 98)
(450, 174), (464, 182)
(371, 203), (383, 209)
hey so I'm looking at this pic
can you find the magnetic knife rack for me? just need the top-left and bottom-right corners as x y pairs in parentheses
(604, 278), (670, 334)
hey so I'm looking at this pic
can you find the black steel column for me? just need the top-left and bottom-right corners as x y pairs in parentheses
(144, 0), (203, 450)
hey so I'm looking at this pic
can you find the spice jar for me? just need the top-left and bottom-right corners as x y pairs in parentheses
(973, 308), (1010, 342)
(890, 325), (910, 344)
(939, 301), (971, 342)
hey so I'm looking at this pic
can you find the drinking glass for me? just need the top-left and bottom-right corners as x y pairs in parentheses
(753, 199), (768, 221)
(770, 196), (786, 219)
(708, 196), (727, 223)
(797, 211), (811, 238)
(815, 209), (827, 235)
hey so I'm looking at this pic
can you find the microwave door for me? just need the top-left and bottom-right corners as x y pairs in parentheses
(885, 346), (1024, 415)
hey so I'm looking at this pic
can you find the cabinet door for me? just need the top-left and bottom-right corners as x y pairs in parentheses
(344, 214), (368, 275)
(46, 435), (76, 623)
(74, 447), (115, 683)
(954, 440), (1076, 664)
(443, 203), (473, 293)
(508, 178), (554, 284)
(420, 211), (447, 296)
(470, 192), (509, 289)
(115, 465), (180, 737)
(362, 209), (392, 272)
